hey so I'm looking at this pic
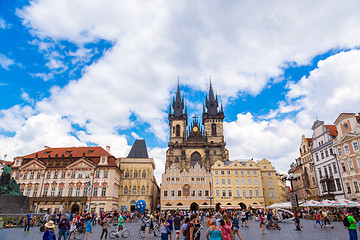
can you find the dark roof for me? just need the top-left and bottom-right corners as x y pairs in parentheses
(127, 140), (149, 158)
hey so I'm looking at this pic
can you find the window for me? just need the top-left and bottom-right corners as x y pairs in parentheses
(328, 165), (333, 175)
(354, 182), (360, 193)
(221, 178), (225, 185)
(228, 189), (232, 197)
(124, 186), (128, 194)
(241, 178), (246, 185)
(68, 187), (73, 197)
(205, 190), (209, 197)
(234, 170), (238, 175)
(29, 172), (34, 179)
(52, 171), (58, 179)
(248, 178), (252, 185)
(336, 179), (342, 191)
(26, 188), (31, 197)
(191, 190), (196, 197)
(247, 170), (251, 175)
(20, 188), (24, 194)
(325, 150), (329, 158)
(315, 154), (319, 161)
(348, 160), (354, 170)
(101, 187), (106, 196)
(254, 178), (258, 185)
(34, 172), (40, 179)
(267, 172), (271, 177)
(134, 170), (138, 178)
(263, 166), (267, 169)
(330, 148), (333, 155)
(240, 170), (244, 175)
(132, 186), (136, 195)
(249, 189), (253, 197)
(125, 171), (129, 178)
(15, 172), (19, 179)
(345, 145), (350, 154)
(23, 172), (28, 180)
(93, 187), (98, 196)
(142, 170), (146, 178)
(60, 171), (66, 179)
(43, 187), (48, 197)
(33, 188), (38, 197)
(198, 190), (203, 197)
(344, 123), (349, 130)
(221, 171), (225, 175)
(103, 170), (108, 178)
(78, 171), (83, 178)
(235, 178), (240, 185)
(253, 170), (257, 175)
(346, 183), (351, 194)
(215, 178), (219, 185)
(341, 163), (346, 172)
(236, 189), (241, 197)
(177, 190), (182, 197)
(354, 142), (359, 151)
(338, 148), (343, 156)
(269, 179), (273, 186)
(242, 189), (247, 197)
(83, 187), (88, 196)
(227, 179), (231, 185)
(270, 190), (274, 198)
(222, 189), (226, 197)
(333, 163), (338, 174)
(227, 170), (231, 175)
(50, 187), (55, 197)
(95, 170), (100, 178)
(255, 189), (260, 197)
(215, 170), (219, 175)
(85, 171), (90, 178)
(170, 190), (175, 197)
(75, 187), (81, 197)
(216, 190), (220, 197)
(211, 123), (217, 136)
(58, 187), (63, 197)
(176, 124), (180, 137)
(71, 171), (76, 178)
(321, 151), (324, 159)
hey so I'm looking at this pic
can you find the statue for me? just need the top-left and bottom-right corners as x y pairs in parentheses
(0, 164), (21, 195)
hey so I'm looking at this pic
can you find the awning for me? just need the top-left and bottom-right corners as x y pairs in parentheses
(250, 205), (264, 209)
(221, 206), (241, 210)
(266, 202), (292, 209)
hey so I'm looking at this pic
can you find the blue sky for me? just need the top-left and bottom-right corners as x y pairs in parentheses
(1, 0), (360, 182)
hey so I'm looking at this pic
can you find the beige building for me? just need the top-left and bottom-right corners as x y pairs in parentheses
(258, 159), (281, 206)
(11, 146), (121, 214)
(276, 173), (288, 202)
(211, 160), (264, 210)
(161, 163), (212, 211)
(118, 140), (160, 212)
(333, 113), (360, 200)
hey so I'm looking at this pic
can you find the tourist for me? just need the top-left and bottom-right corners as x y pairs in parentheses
(58, 214), (70, 240)
(241, 210), (246, 227)
(314, 211), (322, 228)
(160, 217), (170, 240)
(181, 217), (189, 240)
(6, 219), (14, 228)
(346, 211), (357, 240)
(231, 212), (242, 240)
(259, 213), (266, 235)
(219, 219), (231, 240)
(322, 209), (334, 228)
(118, 212), (124, 235)
(207, 213), (213, 228)
(24, 210), (31, 232)
(144, 214), (151, 240)
(100, 214), (111, 240)
(185, 214), (197, 240)
(43, 220), (56, 240)
(167, 214), (174, 240)
(206, 218), (223, 240)
(85, 216), (92, 240)
(69, 217), (77, 236)
(174, 212), (183, 240)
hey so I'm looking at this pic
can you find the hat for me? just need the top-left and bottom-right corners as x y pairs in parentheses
(45, 220), (55, 229)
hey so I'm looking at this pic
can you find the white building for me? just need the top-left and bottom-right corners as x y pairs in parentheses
(311, 120), (345, 200)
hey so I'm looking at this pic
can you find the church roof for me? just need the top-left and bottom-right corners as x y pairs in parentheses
(127, 140), (149, 158)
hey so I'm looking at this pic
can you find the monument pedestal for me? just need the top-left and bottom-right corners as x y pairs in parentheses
(0, 195), (30, 214)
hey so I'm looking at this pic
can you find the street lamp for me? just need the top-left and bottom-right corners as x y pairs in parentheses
(282, 173), (301, 208)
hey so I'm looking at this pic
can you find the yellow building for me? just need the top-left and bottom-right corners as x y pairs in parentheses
(118, 140), (160, 212)
(211, 160), (264, 210)
(277, 173), (288, 202)
(258, 158), (281, 206)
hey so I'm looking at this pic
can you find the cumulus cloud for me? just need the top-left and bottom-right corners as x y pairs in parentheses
(0, 54), (15, 70)
(148, 147), (167, 184)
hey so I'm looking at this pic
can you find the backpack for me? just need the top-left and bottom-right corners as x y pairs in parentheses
(343, 216), (351, 227)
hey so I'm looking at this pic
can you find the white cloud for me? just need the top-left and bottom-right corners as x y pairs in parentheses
(131, 132), (141, 140)
(0, 54), (15, 70)
(0, 18), (10, 29)
(148, 147), (167, 185)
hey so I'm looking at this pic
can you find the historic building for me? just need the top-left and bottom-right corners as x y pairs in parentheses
(276, 173), (288, 202)
(311, 120), (345, 200)
(288, 159), (307, 201)
(258, 159), (281, 206)
(118, 140), (160, 212)
(299, 135), (319, 200)
(333, 113), (360, 200)
(161, 82), (229, 210)
(211, 160), (264, 209)
(11, 146), (121, 214)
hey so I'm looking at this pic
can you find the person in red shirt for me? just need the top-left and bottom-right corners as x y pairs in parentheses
(314, 212), (322, 228)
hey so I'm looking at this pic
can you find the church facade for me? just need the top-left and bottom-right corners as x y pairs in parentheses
(161, 82), (229, 210)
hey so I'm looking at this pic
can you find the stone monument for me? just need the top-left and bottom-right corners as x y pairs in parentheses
(0, 164), (30, 214)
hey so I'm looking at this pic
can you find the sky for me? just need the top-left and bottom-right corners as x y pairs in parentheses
(1, 0), (360, 184)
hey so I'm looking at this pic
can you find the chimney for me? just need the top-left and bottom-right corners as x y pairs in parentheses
(44, 146), (50, 149)
(106, 146), (110, 153)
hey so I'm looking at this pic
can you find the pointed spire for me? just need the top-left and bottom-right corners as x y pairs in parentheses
(221, 103), (223, 113)
(205, 80), (219, 115)
(172, 78), (184, 117)
(185, 104), (187, 115)
(168, 105), (172, 117)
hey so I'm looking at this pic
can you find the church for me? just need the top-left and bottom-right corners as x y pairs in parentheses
(161, 82), (229, 211)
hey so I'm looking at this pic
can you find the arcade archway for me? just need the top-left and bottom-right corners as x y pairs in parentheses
(190, 202), (199, 211)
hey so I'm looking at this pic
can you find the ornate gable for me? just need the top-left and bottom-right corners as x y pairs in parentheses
(19, 159), (46, 171)
(66, 158), (96, 169)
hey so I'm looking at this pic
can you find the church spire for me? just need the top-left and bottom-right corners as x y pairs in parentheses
(205, 81), (219, 115)
(172, 79), (185, 117)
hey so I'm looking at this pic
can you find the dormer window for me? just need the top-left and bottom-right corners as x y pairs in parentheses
(45, 151), (51, 155)
(102, 157), (105, 163)
(66, 151), (72, 154)
(88, 150), (94, 154)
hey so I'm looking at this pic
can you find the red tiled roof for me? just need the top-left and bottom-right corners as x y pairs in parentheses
(325, 125), (338, 137)
(1, 160), (13, 166)
(19, 146), (118, 167)
(305, 138), (312, 143)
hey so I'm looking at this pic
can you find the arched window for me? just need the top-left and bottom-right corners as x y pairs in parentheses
(142, 170), (146, 178)
(124, 186), (128, 194)
(190, 152), (201, 167)
(211, 123), (217, 136)
(134, 170), (138, 178)
(175, 157), (179, 163)
(176, 124), (180, 137)
(125, 170), (129, 178)
(132, 186), (136, 194)
(141, 186), (145, 195)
